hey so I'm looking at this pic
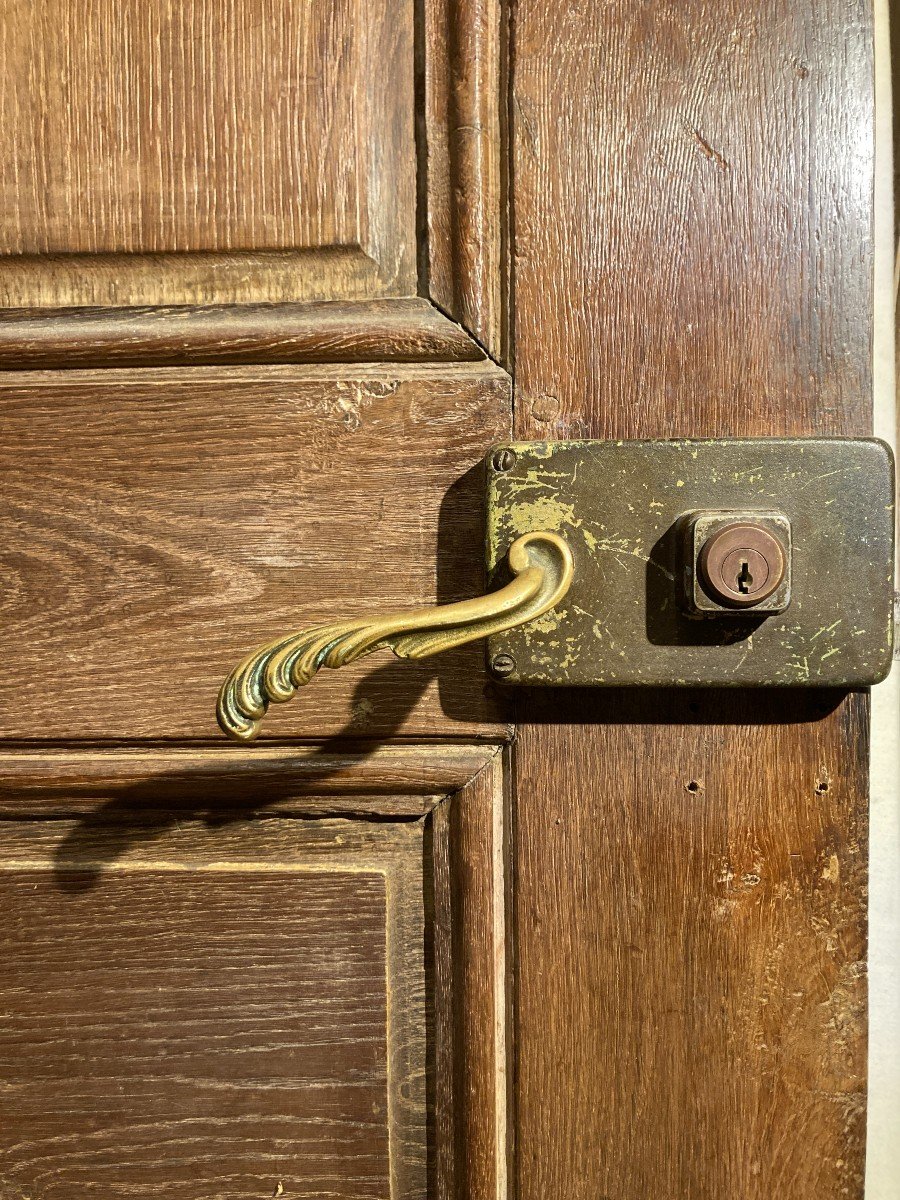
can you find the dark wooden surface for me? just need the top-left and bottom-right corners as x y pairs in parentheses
(0, 745), (500, 816)
(0, 1), (518, 1195)
(0, 818), (427, 1199)
(0, 0), (418, 306)
(425, 0), (504, 358)
(0, 362), (509, 742)
(510, 1), (873, 1197)
(0, 300), (483, 369)
(0, 0), (877, 1194)
(432, 749), (507, 1200)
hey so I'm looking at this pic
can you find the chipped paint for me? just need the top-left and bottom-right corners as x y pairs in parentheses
(485, 438), (894, 687)
(821, 854), (841, 884)
(811, 619), (843, 642)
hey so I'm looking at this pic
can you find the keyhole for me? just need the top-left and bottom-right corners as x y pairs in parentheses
(736, 559), (754, 594)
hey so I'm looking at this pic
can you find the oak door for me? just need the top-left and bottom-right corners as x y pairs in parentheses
(0, 2), (873, 1199)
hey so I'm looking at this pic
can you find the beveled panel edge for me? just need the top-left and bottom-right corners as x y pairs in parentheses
(0, 248), (386, 308)
(431, 748), (509, 1200)
(423, 0), (505, 362)
(0, 811), (422, 867)
(360, 0), (419, 300)
(0, 297), (485, 369)
(0, 743), (503, 817)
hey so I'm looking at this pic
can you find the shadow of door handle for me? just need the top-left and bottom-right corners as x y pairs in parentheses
(217, 531), (574, 741)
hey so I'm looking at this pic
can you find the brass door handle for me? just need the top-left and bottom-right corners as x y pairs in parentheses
(217, 531), (574, 740)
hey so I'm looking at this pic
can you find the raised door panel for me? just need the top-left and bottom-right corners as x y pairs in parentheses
(0, 0), (505, 360)
(0, 750), (507, 1200)
(0, 0), (416, 306)
(0, 819), (424, 1198)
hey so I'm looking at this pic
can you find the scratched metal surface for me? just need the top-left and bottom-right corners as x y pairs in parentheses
(485, 438), (895, 687)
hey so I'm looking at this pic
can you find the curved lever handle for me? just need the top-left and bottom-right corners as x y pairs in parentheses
(217, 531), (574, 741)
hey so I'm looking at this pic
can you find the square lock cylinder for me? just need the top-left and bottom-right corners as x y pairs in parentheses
(682, 511), (792, 615)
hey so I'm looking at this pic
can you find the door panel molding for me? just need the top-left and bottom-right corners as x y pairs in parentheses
(424, 0), (505, 358)
(0, 749), (508, 1199)
(431, 747), (509, 1200)
(0, 744), (504, 817)
(0, 0), (505, 362)
(0, 298), (485, 369)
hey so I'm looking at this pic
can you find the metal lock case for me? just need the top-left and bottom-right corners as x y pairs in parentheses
(485, 438), (895, 687)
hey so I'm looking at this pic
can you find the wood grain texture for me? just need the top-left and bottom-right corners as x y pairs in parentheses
(510, 1), (873, 1197)
(425, 0), (504, 358)
(0, 0), (509, 328)
(0, 299), (484, 369)
(0, 250), (388, 309)
(432, 750), (508, 1200)
(0, 754), (509, 1198)
(0, 818), (427, 1199)
(0, 0), (417, 304)
(0, 745), (501, 816)
(0, 362), (510, 741)
(512, 2), (873, 442)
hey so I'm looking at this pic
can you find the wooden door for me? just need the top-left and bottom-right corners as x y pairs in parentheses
(0, 2), (873, 1198)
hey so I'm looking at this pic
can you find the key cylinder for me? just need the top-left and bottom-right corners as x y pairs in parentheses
(681, 510), (793, 615)
(686, 508), (792, 614)
(700, 523), (786, 607)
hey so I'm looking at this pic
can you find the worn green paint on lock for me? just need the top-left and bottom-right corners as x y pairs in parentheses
(484, 438), (895, 688)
